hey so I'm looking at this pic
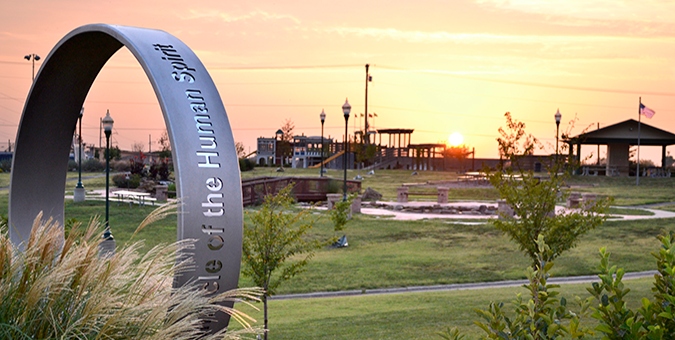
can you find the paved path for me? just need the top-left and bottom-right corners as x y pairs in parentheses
(272, 270), (658, 300)
(357, 201), (675, 221)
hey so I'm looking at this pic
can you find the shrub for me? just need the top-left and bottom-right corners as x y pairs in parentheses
(587, 232), (675, 338)
(149, 159), (172, 181)
(168, 183), (177, 198)
(239, 158), (254, 172)
(82, 158), (105, 172)
(326, 179), (342, 193)
(67, 159), (78, 171)
(112, 173), (141, 189)
(0, 211), (262, 339)
(0, 159), (10, 172)
(112, 159), (130, 172)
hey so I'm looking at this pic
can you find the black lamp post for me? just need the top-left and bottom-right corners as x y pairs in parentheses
(101, 110), (115, 254)
(320, 109), (326, 177)
(275, 129), (284, 167)
(24, 54), (40, 81)
(342, 99), (351, 201)
(555, 109), (561, 164)
(74, 108), (86, 202)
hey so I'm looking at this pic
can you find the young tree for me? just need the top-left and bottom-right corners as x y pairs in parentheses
(157, 130), (172, 160)
(489, 112), (609, 267)
(241, 185), (322, 340)
(132, 141), (145, 153)
(279, 119), (295, 143)
(276, 119), (295, 164)
(235, 141), (246, 159)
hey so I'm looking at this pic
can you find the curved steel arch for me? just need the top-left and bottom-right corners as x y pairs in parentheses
(10, 24), (242, 333)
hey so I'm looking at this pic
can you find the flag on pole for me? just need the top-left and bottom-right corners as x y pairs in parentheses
(640, 103), (656, 119)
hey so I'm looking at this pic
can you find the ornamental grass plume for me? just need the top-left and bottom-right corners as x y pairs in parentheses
(0, 208), (262, 340)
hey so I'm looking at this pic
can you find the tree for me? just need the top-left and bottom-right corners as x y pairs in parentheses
(241, 185), (322, 340)
(496, 112), (539, 166)
(235, 141), (246, 159)
(132, 141), (145, 153)
(157, 130), (172, 160)
(279, 119), (295, 143)
(444, 145), (470, 160)
(276, 119), (295, 164)
(488, 112), (609, 267)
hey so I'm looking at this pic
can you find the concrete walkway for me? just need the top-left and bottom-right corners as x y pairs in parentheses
(357, 201), (675, 221)
(272, 270), (658, 300)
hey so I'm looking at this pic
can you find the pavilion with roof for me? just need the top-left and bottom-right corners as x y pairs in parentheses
(565, 119), (675, 176)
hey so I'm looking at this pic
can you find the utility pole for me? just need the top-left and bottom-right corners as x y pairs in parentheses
(364, 64), (370, 144)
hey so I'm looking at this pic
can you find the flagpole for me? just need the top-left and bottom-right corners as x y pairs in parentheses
(636, 97), (642, 186)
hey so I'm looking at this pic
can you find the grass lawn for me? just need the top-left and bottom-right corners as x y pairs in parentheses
(1, 169), (674, 293)
(3, 169), (675, 337)
(232, 277), (656, 339)
(235, 213), (674, 294)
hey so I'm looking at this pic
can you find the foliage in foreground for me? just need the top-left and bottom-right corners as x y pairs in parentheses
(449, 235), (591, 339)
(587, 232), (675, 339)
(440, 232), (675, 339)
(0, 211), (262, 340)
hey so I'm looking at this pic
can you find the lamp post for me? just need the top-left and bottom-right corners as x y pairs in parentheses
(275, 129), (284, 168)
(74, 107), (86, 202)
(320, 109), (326, 177)
(24, 54), (40, 81)
(555, 109), (561, 165)
(342, 99), (351, 201)
(100, 110), (115, 255)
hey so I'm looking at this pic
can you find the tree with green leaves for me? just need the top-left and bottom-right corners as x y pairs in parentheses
(488, 112), (609, 267)
(241, 185), (322, 340)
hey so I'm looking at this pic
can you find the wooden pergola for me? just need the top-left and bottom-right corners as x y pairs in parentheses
(377, 128), (414, 157)
(566, 119), (675, 176)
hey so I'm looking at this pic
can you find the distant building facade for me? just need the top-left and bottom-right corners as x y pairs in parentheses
(291, 135), (333, 169)
(256, 137), (277, 166)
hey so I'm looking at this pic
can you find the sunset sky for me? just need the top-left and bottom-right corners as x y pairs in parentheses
(1, 0), (675, 162)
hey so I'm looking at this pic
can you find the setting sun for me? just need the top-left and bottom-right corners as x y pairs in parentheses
(448, 132), (464, 147)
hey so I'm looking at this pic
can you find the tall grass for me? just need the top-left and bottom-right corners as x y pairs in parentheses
(0, 210), (262, 339)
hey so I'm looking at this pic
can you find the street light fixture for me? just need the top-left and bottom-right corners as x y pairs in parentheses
(342, 99), (351, 201)
(554, 109), (561, 165)
(74, 107), (86, 202)
(100, 109), (115, 255)
(275, 128), (284, 168)
(320, 109), (326, 177)
(24, 54), (40, 81)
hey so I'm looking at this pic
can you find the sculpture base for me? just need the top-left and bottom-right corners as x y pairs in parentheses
(73, 186), (86, 202)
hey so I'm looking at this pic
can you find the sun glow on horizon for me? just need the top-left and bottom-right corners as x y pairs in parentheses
(447, 132), (464, 147)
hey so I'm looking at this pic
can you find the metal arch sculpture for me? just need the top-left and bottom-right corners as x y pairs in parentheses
(9, 24), (242, 333)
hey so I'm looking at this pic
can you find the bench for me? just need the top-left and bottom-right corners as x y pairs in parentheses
(397, 186), (450, 204)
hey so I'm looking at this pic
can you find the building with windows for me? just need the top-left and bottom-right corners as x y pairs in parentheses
(291, 135), (334, 169)
(255, 137), (277, 166)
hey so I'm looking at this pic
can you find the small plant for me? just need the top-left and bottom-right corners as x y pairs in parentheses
(471, 235), (591, 339)
(242, 185), (338, 340)
(0, 210), (262, 339)
(587, 231), (675, 339)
